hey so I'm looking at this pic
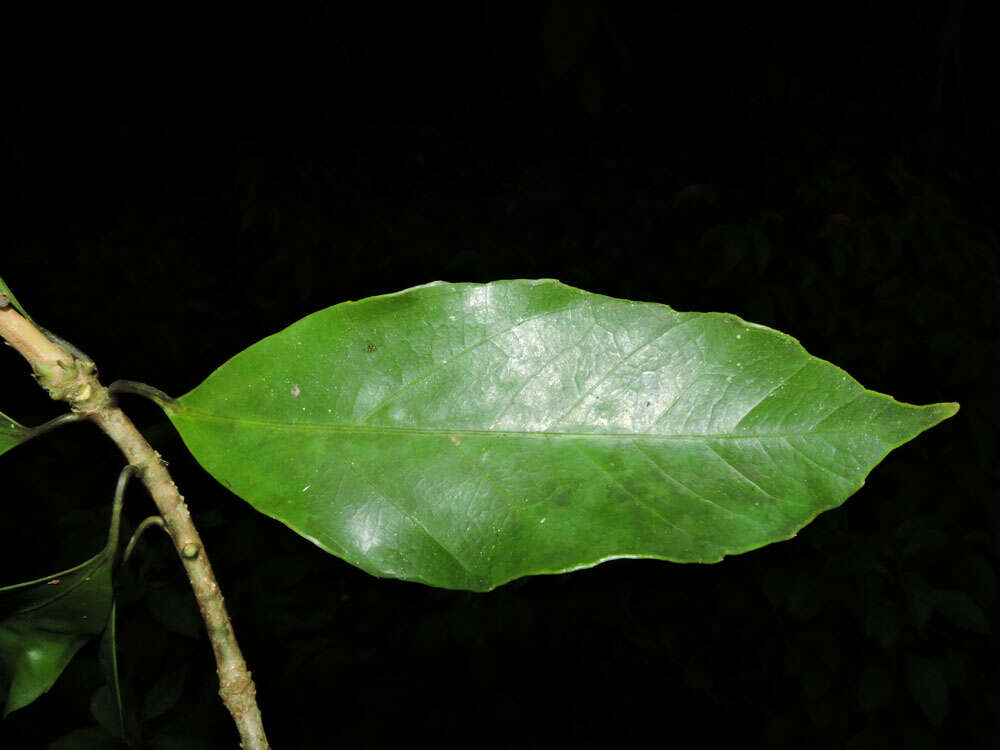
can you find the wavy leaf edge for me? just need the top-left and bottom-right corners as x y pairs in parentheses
(163, 279), (959, 591)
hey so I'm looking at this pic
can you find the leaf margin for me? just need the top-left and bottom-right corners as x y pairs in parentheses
(162, 279), (960, 591)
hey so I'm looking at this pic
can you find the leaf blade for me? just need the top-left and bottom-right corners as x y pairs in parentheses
(0, 411), (31, 458)
(165, 280), (958, 590)
(0, 274), (31, 321)
(0, 549), (114, 715)
(0, 477), (125, 715)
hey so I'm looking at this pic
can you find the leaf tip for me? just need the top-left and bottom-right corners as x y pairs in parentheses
(931, 401), (960, 423)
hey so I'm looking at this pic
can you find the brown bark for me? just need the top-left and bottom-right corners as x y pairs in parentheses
(0, 304), (269, 749)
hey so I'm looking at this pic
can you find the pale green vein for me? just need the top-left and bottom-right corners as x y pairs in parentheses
(630, 439), (766, 530)
(572, 441), (704, 547)
(321, 439), (480, 581)
(554, 315), (699, 425)
(170, 409), (872, 440)
(734, 358), (810, 430)
(704, 441), (776, 501)
(488, 318), (598, 428)
(780, 436), (855, 485)
(450, 440), (533, 527)
(358, 302), (573, 422)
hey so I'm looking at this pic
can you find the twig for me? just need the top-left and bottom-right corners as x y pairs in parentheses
(0, 304), (269, 749)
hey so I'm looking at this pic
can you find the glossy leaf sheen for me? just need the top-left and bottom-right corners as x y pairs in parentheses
(165, 280), (958, 591)
(0, 552), (113, 715)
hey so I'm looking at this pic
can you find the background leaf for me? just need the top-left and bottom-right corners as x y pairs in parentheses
(0, 274), (31, 321)
(0, 479), (124, 715)
(0, 412), (31, 458)
(164, 280), (957, 591)
(0, 547), (114, 715)
(0, 273), (37, 460)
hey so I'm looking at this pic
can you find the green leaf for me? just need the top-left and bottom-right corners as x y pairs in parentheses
(0, 477), (125, 715)
(0, 411), (32, 458)
(164, 280), (958, 591)
(0, 551), (114, 715)
(0, 274), (32, 321)
(0, 274), (36, 458)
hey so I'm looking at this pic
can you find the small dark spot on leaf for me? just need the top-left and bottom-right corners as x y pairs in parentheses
(366, 342), (377, 353)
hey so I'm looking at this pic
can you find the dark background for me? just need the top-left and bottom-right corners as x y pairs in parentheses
(2, 2), (996, 748)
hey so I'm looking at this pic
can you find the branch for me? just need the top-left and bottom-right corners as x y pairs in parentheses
(0, 304), (67, 364)
(0, 304), (270, 749)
